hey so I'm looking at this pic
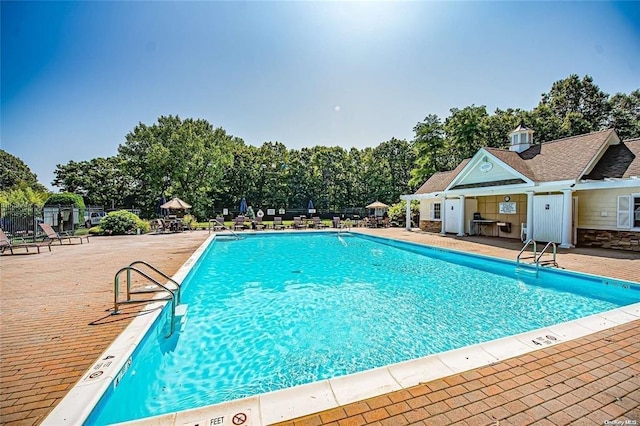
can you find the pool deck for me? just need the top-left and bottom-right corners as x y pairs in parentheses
(0, 228), (638, 425)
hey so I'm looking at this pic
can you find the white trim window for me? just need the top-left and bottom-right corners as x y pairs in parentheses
(430, 202), (442, 220)
(617, 194), (640, 229)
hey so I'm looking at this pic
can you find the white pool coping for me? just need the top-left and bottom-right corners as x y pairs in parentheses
(42, 231), (640, 426)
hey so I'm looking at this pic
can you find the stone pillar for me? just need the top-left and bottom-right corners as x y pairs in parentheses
(560, 189), (574, 248)
(457, 195), (465, 236)
(405, 199), (412, 231)
(526, 191), (534, 241)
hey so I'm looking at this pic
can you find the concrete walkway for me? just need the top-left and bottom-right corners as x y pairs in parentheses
(0, 229), (638, 425)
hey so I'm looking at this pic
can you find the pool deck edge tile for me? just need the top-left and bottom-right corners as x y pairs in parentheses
(387, 354), (454, 388)
(259, 380), (338, 425)
(328, 366), (402, 406)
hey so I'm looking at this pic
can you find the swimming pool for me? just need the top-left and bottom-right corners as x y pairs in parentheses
(45, 232), (640, 425)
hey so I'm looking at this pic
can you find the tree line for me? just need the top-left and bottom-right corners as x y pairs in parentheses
(2, 74), (638, 220)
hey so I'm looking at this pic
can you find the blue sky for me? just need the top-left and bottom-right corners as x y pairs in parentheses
(2, 1), (639, 190)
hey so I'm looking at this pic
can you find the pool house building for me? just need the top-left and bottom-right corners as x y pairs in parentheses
(401, 126), (640, 251)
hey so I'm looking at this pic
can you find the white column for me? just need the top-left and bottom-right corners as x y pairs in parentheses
(457, 195), (466, 236)
(526, 191), (534, 241)
(405, 199), (412, 231)
(440, 196), (447, 235)
(560, 189), (574, 248)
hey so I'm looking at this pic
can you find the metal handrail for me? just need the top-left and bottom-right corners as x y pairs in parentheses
(536, 241), (558, 267)
(516, 239), (537, 265)
(128, 260), (181, 305)
(113, 266), (176, 337)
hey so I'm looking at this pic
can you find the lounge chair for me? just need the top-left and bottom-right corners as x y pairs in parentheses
(254, 216), (265, 231)
(312, 217), (328, 229)
(293, 217), (305, 230)
(38, 222), (90, 244)
(273, 217), (285, 230)
(212, 217), (225, 232)
(333, 217), (341, 228)
(233, 216), (246, 231)
(0, 229), (51, 254)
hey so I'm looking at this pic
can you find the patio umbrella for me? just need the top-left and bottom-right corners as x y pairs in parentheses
(365, 201), (389, 209)
(366, 200), (390, 217)
(239, 197), (248, 214)
(308, 199), (314, 210)
(160, 197), (192, 210)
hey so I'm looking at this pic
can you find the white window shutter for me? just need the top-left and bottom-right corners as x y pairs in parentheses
(430, 203), (435, 220)
(617, 195), (631, 229)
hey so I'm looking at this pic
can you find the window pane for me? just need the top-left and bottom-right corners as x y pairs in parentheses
(634, 197), (640, 227)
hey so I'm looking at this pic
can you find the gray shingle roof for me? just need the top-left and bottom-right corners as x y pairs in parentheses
(582, 138), (640, 179)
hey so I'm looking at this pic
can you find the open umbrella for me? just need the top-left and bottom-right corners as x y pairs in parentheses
(160, 197), (192, 210)
(239, 197), (248, 214)
(366, 200), (390, 217)
(365, 201), (390, 209)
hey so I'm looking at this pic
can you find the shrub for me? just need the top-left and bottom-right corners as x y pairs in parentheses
(388, 200), (420, 225)
(100, 210), (150, 235)
(88, 226), (103, 235)
(44, 192), (86, 217)
(182, 214), (197, 230)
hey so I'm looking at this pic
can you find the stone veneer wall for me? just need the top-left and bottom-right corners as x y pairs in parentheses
(577, 229), (640, 251)
(420, 220), (442, 233)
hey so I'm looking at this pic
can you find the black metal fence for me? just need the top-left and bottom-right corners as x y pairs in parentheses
(0, 203), (41, 240)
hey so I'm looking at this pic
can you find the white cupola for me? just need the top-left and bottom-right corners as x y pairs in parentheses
(509, 123), (534, 153)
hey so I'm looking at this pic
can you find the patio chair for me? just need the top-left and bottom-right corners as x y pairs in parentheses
(312, 217), (328, 229)
(0, 229), (51, 254)
(233, 216), (246, 231)
(154, 219), (168, 234)
(254, 216), (265, 231)
(332, 217), (341, 228)
(38, 222), (90, 244)
(273, 217), (285, 230)
(212, 217), (225, 232)
(293, 217), (305, 230)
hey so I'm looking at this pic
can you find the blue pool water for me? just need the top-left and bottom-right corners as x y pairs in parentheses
(89, 233), (640, 425)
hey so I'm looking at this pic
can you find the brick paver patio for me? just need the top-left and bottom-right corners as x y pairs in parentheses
(0, 229), (638, 425)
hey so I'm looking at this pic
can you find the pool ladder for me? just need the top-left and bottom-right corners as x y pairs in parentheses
(516, 239), (558, 275)
(112, 261), (183, 337)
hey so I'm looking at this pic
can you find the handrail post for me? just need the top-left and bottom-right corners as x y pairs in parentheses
(126, 268), (132, 301)
(114, 273), (120, 313)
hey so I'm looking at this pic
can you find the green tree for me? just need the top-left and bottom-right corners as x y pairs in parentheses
(118, 115), (235, 219)
(0, 150), (47, 191)
(608, 90), (640, 140)
(538, 74), (610, 137)
(52, 157), (133, 208)
(409, 114), (445, 187)
(443, 105), (489, 167)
